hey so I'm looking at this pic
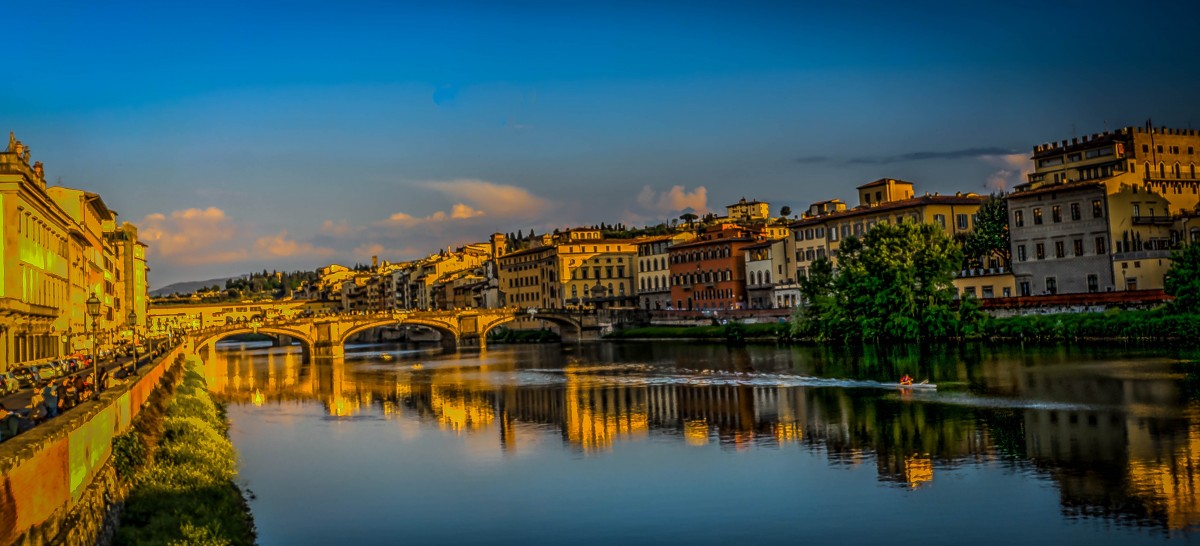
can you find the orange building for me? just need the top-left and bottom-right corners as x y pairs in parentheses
(668, 224), (761, 311)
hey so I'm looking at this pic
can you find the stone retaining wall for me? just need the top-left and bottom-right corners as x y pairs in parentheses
(0, 344), (187, 546)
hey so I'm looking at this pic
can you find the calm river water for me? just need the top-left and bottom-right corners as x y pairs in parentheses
(207, 341), (1200, 544)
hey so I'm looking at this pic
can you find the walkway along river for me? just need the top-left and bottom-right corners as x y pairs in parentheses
(211, 340), (1200, 544)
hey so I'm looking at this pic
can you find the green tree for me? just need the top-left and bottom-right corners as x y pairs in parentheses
(679, 212), (699, 228)
(962, 195), (1010, 269)
(780, 205), (792, 218)
(1166, 242), (1200, 313)
(810, 222), (965, 342)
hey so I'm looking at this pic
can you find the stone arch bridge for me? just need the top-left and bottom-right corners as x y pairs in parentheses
(190, 308), (591, 360)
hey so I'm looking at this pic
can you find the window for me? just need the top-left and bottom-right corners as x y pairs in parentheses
(1033, 208), (1043, 225)
(1092, 199), (1103, 218)
(934, 214), (946, 229)
(1095, 237), (1106, 255)
(1017, 245), (1027, 262)
(1087, 274), (1099, 293)
(1020, 282), (1031, 297)
(1045, 277), (1057, 295)
(1070, 203), (1080, 221)
(1036, 243), (1045, 260)
(957, 214), (968, 230)
(1133, 204), (1140, 217)
(1055, 241), (1065, 258)
(1014, 210), (1024, 227)
(1073, 239), (1083, 257)
(829, 227), (839, 242)
(1051, 205), (1062, 223)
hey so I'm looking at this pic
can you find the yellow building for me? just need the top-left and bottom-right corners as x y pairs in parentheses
(788, 178), (1011, 298)
(726, 197), (771, 223)
(1010, 125), (1200, 295)
(497, 228), (638, 311)
(0, 133), (148, 372)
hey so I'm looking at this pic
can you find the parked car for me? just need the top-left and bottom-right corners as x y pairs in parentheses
(34, 365), (57, 382)
(0, 372), (19, 395)
(11, 366), (37, 388)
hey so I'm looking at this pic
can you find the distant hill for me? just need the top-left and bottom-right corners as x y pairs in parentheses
(150, 277), (235, 298)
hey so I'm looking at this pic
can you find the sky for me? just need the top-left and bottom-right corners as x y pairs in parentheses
(5, 0), (1200, 288)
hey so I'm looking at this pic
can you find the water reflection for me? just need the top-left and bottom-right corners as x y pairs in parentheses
(210, 341), (1200, 534)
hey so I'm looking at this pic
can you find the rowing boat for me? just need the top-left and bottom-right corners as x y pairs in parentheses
(895, 381), (936, 390)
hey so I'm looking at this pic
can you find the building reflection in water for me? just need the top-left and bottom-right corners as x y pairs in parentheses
(206, 342), (1200, 532)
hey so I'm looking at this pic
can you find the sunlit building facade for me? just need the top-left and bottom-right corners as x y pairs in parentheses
(0, 133), (148, 372)
(1009, 125), (1200, 295)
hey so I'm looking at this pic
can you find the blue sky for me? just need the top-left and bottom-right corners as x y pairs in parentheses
(6, 0), (1200, 287)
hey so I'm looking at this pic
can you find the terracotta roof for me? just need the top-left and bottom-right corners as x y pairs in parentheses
(1009, 180), (1104, 200)
(668, 235), (757, 251)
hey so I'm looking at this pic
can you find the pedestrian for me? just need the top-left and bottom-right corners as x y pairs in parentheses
(28, 390), (45, 424)
(42, 382), (58, 418)
(98, 367), (109, 393)
(63, 378), (77, 410)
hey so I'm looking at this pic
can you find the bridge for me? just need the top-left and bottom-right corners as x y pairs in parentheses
(177, 307), (596, 360)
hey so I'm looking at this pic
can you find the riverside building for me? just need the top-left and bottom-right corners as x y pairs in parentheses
(0, 133), (148, 373)
(788, 178), (1008, 299)
(1009, 125), (1200, 295)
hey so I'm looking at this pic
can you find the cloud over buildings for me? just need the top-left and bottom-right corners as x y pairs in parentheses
(981, 153), (1034, 192)
(140, 207), (247, 266)
(636, 185), (708, 214)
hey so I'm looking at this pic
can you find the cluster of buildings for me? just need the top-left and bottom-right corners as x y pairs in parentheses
(302, 124), (1200, 317)
(0, 133), (149, 374)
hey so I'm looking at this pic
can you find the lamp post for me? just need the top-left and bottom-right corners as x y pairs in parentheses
(127, 310), (139, 371)
(86, 294), (101, 394)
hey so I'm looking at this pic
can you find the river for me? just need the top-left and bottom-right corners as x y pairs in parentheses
(206, 340), (1200, 544)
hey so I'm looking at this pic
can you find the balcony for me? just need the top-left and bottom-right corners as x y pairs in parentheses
(1131, 215), (1174, 226)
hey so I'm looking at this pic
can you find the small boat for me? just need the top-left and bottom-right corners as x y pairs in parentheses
(378, 353), (394, 361)
(411, 363), (424, 370)
(896, 380), (936, 390)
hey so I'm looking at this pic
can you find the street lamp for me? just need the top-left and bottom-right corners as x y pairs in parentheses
(86, 294), (101, 394)
(127, 310), (138, 371)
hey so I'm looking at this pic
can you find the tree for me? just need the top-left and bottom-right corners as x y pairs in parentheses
(1165, 242), (1200, 313)
(963, 195), (1010, 269)
(679, 212), (699, 228)
(799, 222), (966, 342)
(780, 205), (792, 218)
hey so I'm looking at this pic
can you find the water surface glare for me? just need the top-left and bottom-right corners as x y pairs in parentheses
(210, 342), (1200, 544)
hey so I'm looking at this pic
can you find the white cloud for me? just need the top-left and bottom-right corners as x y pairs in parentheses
(140, 207), (248, 265)
(981, 153), (1034, 192)
(253, 230), (335, 258)
(636, 185), (708, 214)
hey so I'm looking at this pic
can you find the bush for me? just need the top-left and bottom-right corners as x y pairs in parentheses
(116, 359), (255, 546)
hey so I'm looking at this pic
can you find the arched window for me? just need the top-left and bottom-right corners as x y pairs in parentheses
(1175, 162), (1182, 178)
(1145, 162), (1151, 178)
(1192, 163), (1196, 179)
(765, 272), (771, 284)
(572, 285), (578, 298)
(1160, 162), (1166, 178)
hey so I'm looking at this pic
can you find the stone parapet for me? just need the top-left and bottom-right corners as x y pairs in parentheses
(0, 345), (186, 546)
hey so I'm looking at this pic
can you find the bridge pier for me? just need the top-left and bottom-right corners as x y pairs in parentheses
(457, 334), (486, 350)
(312, 342), (345, 360)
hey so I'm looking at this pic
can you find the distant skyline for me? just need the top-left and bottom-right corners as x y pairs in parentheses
(6, 0), (1200, 287)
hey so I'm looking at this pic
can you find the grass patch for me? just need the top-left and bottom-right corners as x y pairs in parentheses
(606, 322), (790, 340)
(115, 357), (256, 546)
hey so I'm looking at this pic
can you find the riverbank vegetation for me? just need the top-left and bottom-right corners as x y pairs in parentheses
(605, 323), (788, 341)
(793, 222), (980, 342)
(113, 358), (255, 545)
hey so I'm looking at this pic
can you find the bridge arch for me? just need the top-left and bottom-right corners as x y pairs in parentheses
(482, 312), (581, 341)
(195, 326), (316, 357)
(335, 318), (460, 349)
